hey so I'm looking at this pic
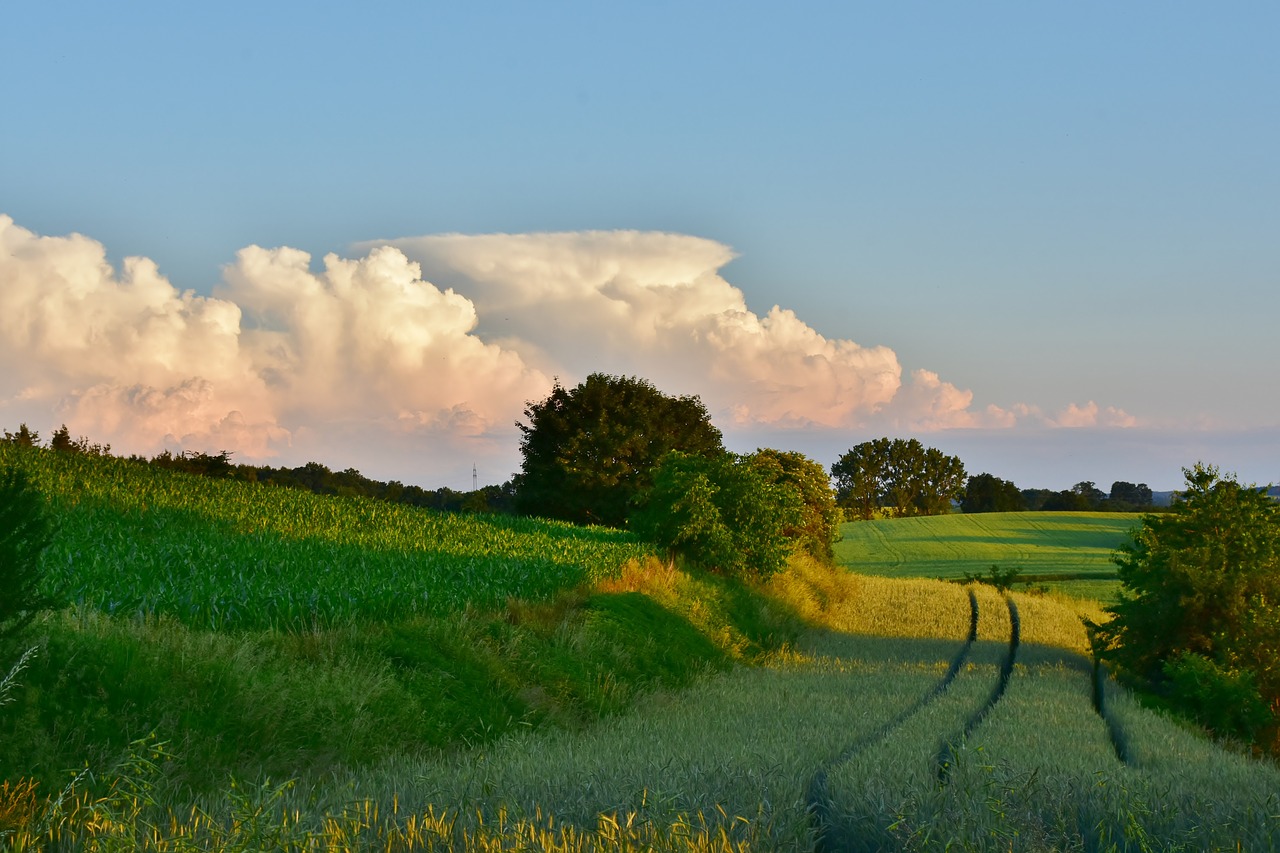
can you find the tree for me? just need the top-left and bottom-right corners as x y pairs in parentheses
(961, 473), (1024, 513)
(1, 425), (40, 448)
(0, 466), (56, 640)
(48, 424), (109, 457)
(513, 374), (724, 527)
(1109, 480), (1153, 510)
(830, 438), (891, 521)
(1071, 481), (1106, 509)
(831, 438), (966, 519)
(629, 451), (801, 580)
(1096, 464), (1280, 747)
(748, 449), (840, 563)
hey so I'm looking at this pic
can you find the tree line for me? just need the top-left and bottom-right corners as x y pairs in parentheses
(2, 424), (514, 514)
(830, 439), (1156, 520)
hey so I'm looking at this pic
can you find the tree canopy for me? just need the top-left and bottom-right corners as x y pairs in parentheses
(513, 374), (724, 527)
(748, 449), (840, 564)
(629, 451), (802, 580)
(1097, 464), (1280, 749)
(831, 438), (966, 520)
(960, 473), (1024, 513)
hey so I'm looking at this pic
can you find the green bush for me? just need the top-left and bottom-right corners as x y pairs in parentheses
(1163, 652), (1272, 741)
(629, 452), (801, 581)
(1099, 463), (1280, 748)
(0, 465), (55, 640)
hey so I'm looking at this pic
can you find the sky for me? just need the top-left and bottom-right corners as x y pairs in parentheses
(2, 2), (1277, 492)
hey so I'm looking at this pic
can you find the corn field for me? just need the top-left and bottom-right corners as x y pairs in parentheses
(1, 445), (652, 630)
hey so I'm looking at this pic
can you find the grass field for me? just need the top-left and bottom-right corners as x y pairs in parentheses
(834, 511), (1139, 601)
(13, 570), (1280, 851)
(6, 448), (1279, 850)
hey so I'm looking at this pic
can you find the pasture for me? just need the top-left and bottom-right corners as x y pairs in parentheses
(834, 511), (1139, 601)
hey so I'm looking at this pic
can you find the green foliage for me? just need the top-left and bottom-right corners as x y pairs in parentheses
(1099, 463), (1280, 746)
(514, 374), (724, 527)
(831, 437), (966, 520)
(1, 424), (40, 448)
(1162, 652), (1272, 741)
(960, 473), (1024, 513)
(48, 423), (110, 456)
(0, 465), (56, 640)
(629, 452), (802, 580)
(960, 564), (1023, 591)
(747, 448), (840, 563)
(1108, 480), (1153, 510)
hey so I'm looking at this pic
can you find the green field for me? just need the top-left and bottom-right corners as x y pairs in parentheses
(1, 444), (652, 630)
(5, 447), (1279, 851)
(835, 511), (1140, 601)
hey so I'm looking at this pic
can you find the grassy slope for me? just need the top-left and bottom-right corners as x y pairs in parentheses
(835, 511), (1139, 601)
(0, 446), (798, 792)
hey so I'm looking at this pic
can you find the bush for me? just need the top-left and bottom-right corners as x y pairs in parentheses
(961, 564), (1022, 591)
(629, 452), (801, 581)
(748, 449), (840, 564)
(1097, 464), (1280, 748)
(0, 466), (56, 640)
(1163, 652), (1272, 742)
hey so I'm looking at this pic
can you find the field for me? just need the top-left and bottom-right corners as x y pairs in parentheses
(834, 512), (1140, 601)
(1, 444), (652, 629)
(4, 447), (1279, 851)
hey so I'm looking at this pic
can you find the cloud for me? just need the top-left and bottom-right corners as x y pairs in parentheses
(2, 213), (1139, 486)
(1050, 401), (1137, 428)
(364, 231), (915, 429)
(0, 215), (547, 482)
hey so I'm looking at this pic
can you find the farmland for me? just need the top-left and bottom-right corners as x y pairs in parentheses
(1, 444), (652, 629)
(834, 512), (1139, 601)
(3, 446), (1279, 850)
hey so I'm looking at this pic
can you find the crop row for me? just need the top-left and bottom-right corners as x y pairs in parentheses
(3, 445), (653, 630)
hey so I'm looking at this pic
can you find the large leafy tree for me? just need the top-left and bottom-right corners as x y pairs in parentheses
(1097, 464), (1280, 747)
(749, 449), (840, 563)
(629, 451), (802, 580)
(1109, 480), (1153, 510)
(831, 438), (966, 520)
(961, 473), (1024, 513)
(513, 374), (723, 527)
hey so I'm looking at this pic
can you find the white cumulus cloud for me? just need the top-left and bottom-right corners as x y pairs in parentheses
(1, 214), (1137, 486)
(364, 231), (919, 429)
(0, 215), (547, 482)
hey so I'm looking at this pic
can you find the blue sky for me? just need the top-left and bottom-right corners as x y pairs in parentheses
(2, 2), (1277, 490)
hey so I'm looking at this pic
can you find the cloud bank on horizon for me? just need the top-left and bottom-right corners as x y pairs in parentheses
(0, 214), (1133, 484)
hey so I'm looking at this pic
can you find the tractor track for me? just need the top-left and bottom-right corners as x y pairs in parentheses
(806, 589), (980, 852)
(935, 595), (1020, 784)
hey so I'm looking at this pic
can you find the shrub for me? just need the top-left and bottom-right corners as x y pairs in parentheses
(1098, 463), (1280, 748)
(629, 452), (801, 581)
